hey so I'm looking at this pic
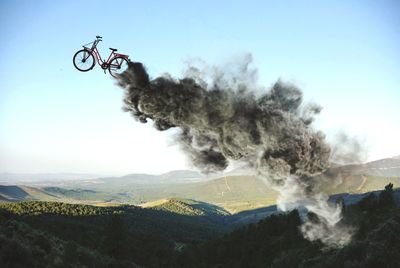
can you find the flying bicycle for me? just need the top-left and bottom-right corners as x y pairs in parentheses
(73, 36), (130, 77)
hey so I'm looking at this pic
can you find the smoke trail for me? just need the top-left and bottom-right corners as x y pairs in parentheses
(117, 55), (353, 247)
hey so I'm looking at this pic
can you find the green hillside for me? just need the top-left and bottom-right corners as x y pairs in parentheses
(1, 185), (399, 267)
(169, 173), (400, 213)
(168, 176), (278, 213)
(2, 170), (399, 214)
(0, 200), (228, 267)
(172, 186), (400, 268)
(147, 198), (230, 217)
(0, 175), (278, 212)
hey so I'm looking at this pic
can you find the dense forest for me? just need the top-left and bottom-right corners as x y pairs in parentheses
(0, 200), (226, 267)
(175, 184), (400, 267)
(0, 184), (399, 267)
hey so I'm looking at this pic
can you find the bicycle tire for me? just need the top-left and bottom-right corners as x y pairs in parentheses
(73, 49), (95, 72)
(108, 57), (129, 78)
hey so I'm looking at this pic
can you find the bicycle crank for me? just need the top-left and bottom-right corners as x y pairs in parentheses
(100, 63), (108, 74)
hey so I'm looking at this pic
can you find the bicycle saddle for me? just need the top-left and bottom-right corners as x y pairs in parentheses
(109, 48), (117, 51)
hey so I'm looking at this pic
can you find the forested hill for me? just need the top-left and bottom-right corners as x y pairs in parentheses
(0, 200), (227, 268)
(0, 185), (399, 267)
(142, 198), (230, 217)
(174, 184), (400, 268)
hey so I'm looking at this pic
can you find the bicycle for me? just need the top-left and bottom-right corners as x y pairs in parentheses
(73, 36), (130, 78)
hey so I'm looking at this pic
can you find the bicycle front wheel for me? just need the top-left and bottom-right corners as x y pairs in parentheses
(108, 57), (129, 78)
(73, 49), (95, 72)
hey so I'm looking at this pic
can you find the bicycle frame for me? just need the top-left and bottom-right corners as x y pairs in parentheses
(91, 46), (115, 67)
(83, 39), (129, 68)
(73, 37), (130, 77)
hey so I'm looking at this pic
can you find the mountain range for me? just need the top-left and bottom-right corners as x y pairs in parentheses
(1, 156), (399, 213)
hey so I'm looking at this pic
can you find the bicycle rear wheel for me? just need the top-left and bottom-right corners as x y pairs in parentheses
(108, 57), (129, 78)
(73, 49), (95, 72)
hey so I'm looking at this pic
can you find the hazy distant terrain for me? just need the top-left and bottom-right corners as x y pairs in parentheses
(328, 155), (400, 178)
(0, 173), (103, 184)
(1, 156), (399, 213)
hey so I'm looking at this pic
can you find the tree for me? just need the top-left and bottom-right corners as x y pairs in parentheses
(379, 183), (395, 207)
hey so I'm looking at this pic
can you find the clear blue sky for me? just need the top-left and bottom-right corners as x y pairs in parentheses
(0, 0), (399, 175)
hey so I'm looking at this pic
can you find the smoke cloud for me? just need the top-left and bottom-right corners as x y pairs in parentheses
(117, 55), (353, 247)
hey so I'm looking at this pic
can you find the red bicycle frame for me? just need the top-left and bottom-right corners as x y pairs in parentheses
(91, 46), (115, 66)
(83, 38), (129, 68)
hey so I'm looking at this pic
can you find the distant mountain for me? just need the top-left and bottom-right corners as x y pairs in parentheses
(2, 155), (399, 186)
(2, 156), (399, 212)
(0, 170), (209, 186)
(157, 170), (206, 182)
(362, 156), (400, 177)
(330, 156), (400, 178)
(316, 156), (400, 196)
(0, 173), (103, 184)
(118, 170), (206, 184)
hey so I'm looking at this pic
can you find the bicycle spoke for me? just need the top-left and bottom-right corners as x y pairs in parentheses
(73, 49), (95, 72)
(109, 57), (129, 77)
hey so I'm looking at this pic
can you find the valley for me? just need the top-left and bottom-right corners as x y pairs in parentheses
(1, 155), (400, 214)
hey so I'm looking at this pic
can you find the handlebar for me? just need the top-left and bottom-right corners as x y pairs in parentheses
(82, 36), (102, 49)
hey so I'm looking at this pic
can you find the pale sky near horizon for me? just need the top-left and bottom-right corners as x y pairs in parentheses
(0, 0), (399, 175)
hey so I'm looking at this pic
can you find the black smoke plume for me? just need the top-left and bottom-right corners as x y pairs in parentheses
(117, 56), (353, 247)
